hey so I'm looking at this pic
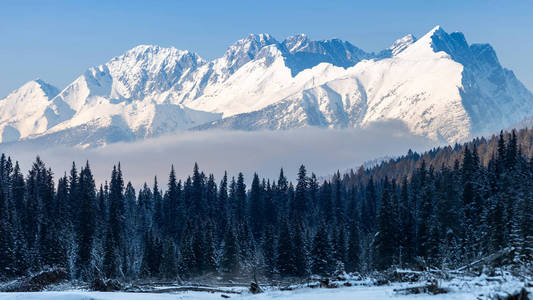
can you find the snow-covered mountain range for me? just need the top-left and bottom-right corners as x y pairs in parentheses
(1, 26), (532, 147)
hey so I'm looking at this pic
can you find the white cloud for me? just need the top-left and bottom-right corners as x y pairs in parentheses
(0, 121), (435, 188)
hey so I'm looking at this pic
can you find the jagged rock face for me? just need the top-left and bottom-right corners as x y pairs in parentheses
(0, 80), (59, 142)
(197, 27), (533, 143)
(1, 26), (532, 147)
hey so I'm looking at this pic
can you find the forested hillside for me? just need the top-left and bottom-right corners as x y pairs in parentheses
(1, 129), (532, 283)
(346, 128), (533, 182)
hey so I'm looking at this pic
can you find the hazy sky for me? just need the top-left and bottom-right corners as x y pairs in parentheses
(0, 122), (434, 187)
(1, 0), (533, 98)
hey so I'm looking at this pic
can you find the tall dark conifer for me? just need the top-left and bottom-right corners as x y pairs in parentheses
(374, 179), (395, 270)
(76, 162), (97, 280)
(249, 173), (263, 239)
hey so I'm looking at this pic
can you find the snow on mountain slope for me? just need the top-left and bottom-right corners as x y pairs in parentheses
(2, 26), (533, 147)
(281, 34), (372, 76)
(429, 28), (533, 135)
(41, 45), (220, 144)
(198, 26), (533, 143)
(0, 80), (59, 142)
(185, 45), (355, 118)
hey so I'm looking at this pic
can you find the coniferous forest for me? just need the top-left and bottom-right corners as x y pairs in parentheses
(1, 129), (532, 283)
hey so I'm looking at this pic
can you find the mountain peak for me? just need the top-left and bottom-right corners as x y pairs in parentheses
(283, 34), (309, 52)
(221, 33), (278, 73)
(416, 25), (447, 43)
(2, 27), (533, 147)
(34, 79), (60, 99)
(388, 34), (416, 56)
(395, 25), (449, 58)
(4, 79), (59, 101)
(117, 44), (200, 62)
(429, 25), (444, 34)
(248, 33), (274, 43)
(228, 33), (277, 51)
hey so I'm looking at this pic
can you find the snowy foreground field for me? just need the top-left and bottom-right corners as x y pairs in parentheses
(0, 275), (531, 300)
(0, 287), (481, 300)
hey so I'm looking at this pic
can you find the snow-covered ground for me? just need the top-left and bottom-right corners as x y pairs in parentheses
(0, 277), (530, 300)
(0, 287), (466, 300)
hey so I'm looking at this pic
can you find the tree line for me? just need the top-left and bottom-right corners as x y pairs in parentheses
(0, 130), (532, 282)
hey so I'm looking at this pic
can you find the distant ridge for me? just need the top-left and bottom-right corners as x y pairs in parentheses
(1, 26), (532, 147)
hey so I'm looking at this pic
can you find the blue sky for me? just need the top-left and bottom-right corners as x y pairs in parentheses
(1, 0), (533, 98)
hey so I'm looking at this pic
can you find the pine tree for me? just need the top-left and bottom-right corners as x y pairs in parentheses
(38, 164), (66, 270)
(103, 228), (119, 279)
(319, 181), (333, 222)
(346, 219), (360, 273)
(333, 225), (346, 269)
(68, 162), (80, 220)
(191, 163), (204, 217)
(220, 223), (239, 276)
(160, 239), (178, 279)
(417, 166), (434, 260)
(311, 222), (332, 276)
(191, 225), (204, 275)
(104, 164), (126, 279)
(77, 162), (97, 280)
(178, 226), (196, 278)
(164, 166), (182, 240)
(217, 172), (229, 237)
(373, 179), (396, 270)
(0, 186), (16, 279)
(362, 177), (377, 233)
(262, 226), (276, 278)
(263, 181), (277, 228)
(291, 222), (307, 277)
(293, 165), (308, 222)
(249, 173), (263, 239)
(10, 161), (28, 276)
(276, 220), (294, 276)
(235, 173), (246, 223)
(202, 222), (218, 274)
(140, 231), (154, 278)
(333, 171), (344, 224)
(152, 177), (163, 233)
(140, 231), (162, 278)
(206, 174), (217, 220)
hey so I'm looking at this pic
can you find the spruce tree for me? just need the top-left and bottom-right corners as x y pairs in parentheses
(262, 226), (276, 278)
(178, 227), (196, 278)
(191, 163), (204, 217)
(235, 173), (246, 223)
(346, 219), (360, 273)
(105, 165), (126, 279)
(291, 222), (307, 277)
(152, 177), (163, 233)
(220, 223), (239, 276)
(164, 166), (182, 240)
(311, 222), (332, 276)
(77, 162), (97, 280)
(0, 189), (16, 279)
(374, 179), (395, 270)
(293, 165), (308, 222)
(160, 239), (178, 279)
(333, 225), (347, 269)
(276, 220), (294, 276)
(202, 222), (218, 274)
(248, 173), (263, 240)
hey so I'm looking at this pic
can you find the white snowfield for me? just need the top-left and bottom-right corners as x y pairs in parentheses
(1, 26), (532, 147)
(0, 288), (460, 300)
(1, 272), (531, 300)
(0, 281), (529, 300)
